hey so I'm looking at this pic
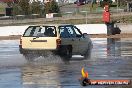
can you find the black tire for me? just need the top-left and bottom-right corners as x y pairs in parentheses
(61, 46), (72, 60)
(84, 49), (90, 59)
(65, 47), (72, 58)
(84, 43), (92, 59)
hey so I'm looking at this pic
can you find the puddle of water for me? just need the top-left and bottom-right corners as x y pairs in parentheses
(0, 38), (132, 88)
(0, 68), (22, 88)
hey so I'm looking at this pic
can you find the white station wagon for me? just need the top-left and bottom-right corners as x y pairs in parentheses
(19, 24), (92, 60)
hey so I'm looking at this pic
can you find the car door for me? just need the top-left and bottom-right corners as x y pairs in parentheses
(72, 26), (89, 54)
(59, 25), (79, 54)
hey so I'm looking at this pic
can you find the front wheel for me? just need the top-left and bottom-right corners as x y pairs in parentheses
(84, 43), (92, 59)
(84, 49), (90, 59)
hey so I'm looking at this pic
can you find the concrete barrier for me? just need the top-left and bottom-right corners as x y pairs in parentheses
(0, 26), (29, 36)
(0, 24), (130, 36)
(76, 24), (107, 34)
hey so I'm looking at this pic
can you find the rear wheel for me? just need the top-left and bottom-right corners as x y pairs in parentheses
(65, 47), (72, 58)
(60, 46), (72, 60)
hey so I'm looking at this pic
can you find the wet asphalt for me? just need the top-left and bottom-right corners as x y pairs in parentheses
(0, 38), (132, 88)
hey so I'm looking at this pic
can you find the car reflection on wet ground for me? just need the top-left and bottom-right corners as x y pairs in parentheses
(0, 38), (132, 88)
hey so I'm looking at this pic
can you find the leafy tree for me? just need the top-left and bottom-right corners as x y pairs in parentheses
(100, 0), (113, 7)
(2, 0), (18, 7)
(51, 0), (60, 13)
(12, 3), (22, 15)
(115, 0), (131, 7)
(44, 0), (60, 14)
(18, 0), (30, 15)
(31, 0), (42, 14)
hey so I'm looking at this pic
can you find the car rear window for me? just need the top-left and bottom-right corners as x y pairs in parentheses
(23, 26), (57, 37)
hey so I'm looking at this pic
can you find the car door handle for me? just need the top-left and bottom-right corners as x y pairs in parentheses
(33, 36), (39, 40)
(33, 38), (36, 40)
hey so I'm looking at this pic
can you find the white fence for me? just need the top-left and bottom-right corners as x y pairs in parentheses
(0, 24), (108, 36)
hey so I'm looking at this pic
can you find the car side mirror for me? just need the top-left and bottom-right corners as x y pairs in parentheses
(83, 33), (88, 38)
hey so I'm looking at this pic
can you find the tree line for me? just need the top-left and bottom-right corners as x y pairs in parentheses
(4, 0), (60, 16)
(3, 0), (131, 16)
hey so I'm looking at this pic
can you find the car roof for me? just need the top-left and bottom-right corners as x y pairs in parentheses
(28, 24), (73, 27)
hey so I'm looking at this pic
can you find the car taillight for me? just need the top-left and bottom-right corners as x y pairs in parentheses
(20, 38), (22, 45)
(56, 39), (61, 48)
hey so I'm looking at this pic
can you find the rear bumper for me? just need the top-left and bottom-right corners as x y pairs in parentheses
(19, 45), (59, 54)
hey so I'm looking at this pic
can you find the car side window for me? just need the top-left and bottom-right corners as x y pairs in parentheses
(59, 26), (76, 38)
(67, 27), (77, 38)
(73, 26), (82, 38)
(23, 26), (41, 37)
(23, 26), (33, 36)
(59, 27), (69, 38)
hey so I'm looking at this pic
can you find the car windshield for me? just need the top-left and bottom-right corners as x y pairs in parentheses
(23, 26), (57, 37)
